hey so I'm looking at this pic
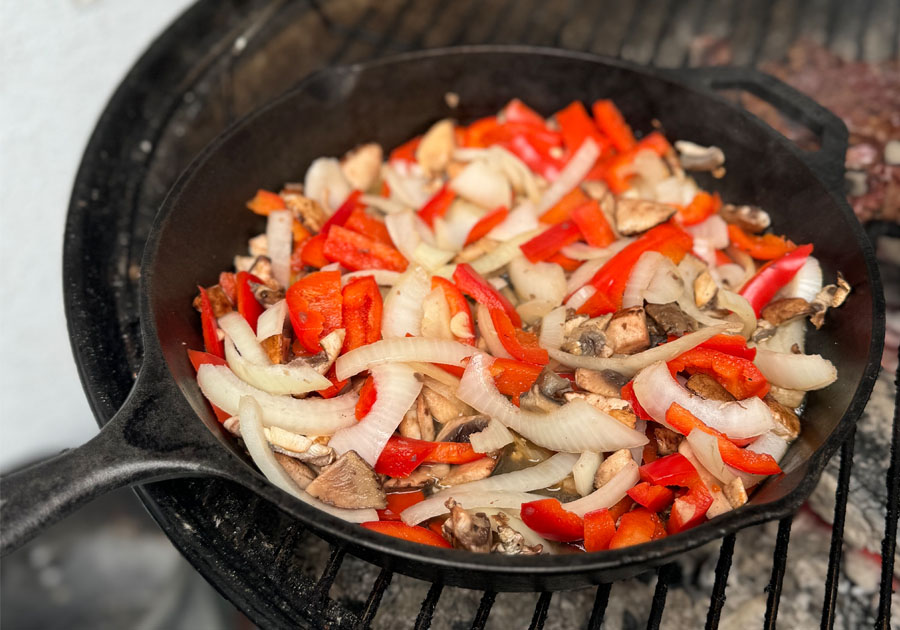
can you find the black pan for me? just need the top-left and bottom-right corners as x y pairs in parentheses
(0, 47), (884, 591)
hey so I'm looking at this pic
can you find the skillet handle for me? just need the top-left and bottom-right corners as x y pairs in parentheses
(673, 66), (848, 195)
(0, 365), (230, 556)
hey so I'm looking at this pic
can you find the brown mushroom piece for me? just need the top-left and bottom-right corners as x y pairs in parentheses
(435, 415), (490, 443)
(614, 198), (677, 236)
(674, 140), (726, 172)
(340, 143), (383, 191)
(441, 499), (492, 553)
(685, 373), (735, 402)
(560, 315), (613, 357)
(421, 385), (473, 424)
(305, 450), (387, 509)
(441, 455), (499, 487)
(719, 203), (771, 234)
(594, 449), (633, 489)
(491, 513), (543, 555)
(304, 329), (345, 375)
(574, 368), (628, 397)
(644, 302), (698, 337)
(518, 368), (571, 414)
(808, 273), (851, 329)
(275, 453), (316, 490)
(284, 193), (328, 233)
(693, 270), (718, 309)
(399, 396), (436, 441)
(723, 477), (748, 508)
(605, 307), (651, 354)
(192, 284), (233, 318)
(563, 392), (637, 428)
(653, 426), (683, 456)
(761, 298), (811, 326)
(260, 334), (290, 364)
(383, 464), (450, 491)
(764, 394), (801, 441)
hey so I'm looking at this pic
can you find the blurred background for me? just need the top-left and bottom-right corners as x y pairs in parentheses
(1, 1), (897, 629)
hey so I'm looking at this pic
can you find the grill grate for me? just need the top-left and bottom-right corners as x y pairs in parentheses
(67, 0), (899, 628)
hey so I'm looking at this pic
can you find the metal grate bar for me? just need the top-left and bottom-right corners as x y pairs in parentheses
(273, 525), (306, 571)
(876, 364), (900, 628)
(893, 0), (900, 60)
(471, 590), (497, 630)
(704, 533), (736, 629)
(356, 568), (393, 629)
(748, 0), (776, 65)
(529, 592), (553, 630)
(616, 0), (647, 58)
(820, 431), (856, 630)
(552, 0), (589, 47)
(406, 0), (455, 49)
(413, 582), (443, 630)
(370, 0), (418, 56)
(647, 0), (682, 64)
(326, 6), (377, 64)
(313, 546), (346, 609)
(823, 0), (844, 48)
(646, 564), (678, 629)
(587, 583), (613, 630)
(763, 517), (794, 629)
(853, 0), (876, 61)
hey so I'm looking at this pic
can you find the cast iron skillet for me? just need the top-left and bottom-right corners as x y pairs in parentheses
(0, 47), (884, 590)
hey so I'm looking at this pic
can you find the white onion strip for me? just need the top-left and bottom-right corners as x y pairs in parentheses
(470, 228), (543, 275)
(381, 265), (429, 339)
(433, 453), (578, 499)
(632, 361), (773, 439)
(340, 269), (401, 287)
(470, 419), (515, 453)
(457, 353), (648, 453)
(218, 312), (271, 365)
(401, 491), (547, 525)
(549, 325), (726, 379)
(256, 300), (287, 341)
(476, 304), (514, 359)
(686, 430), (735, 484)
(536, 138), (600, 214)
(716, 290), (756, 339)
(238, 395), (376, 523)
(328, 363), (421, 466)
(573, 452), (603, 497)
(335, 337), (477, 380)
(563, 459), (639, 517)
(197, 364), (357, 435)
(265, 209), (293, 288)
(538, 306), (567, 350)
(565, 285), (596, 311)
(753, 348), (837, 391)
(225, 340), (331, 395)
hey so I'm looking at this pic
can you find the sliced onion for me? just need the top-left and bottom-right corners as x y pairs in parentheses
(768, 385), (806, 408)
(572, 452), (602, 497)
(517, 299), (557, 325)
(385, 210), (420, 264)
(238, 395), (376, 523)
(433, 452), (578, 498)
(487, 201), (539, 240)
(382, 265), (430, 339)
(536, 138), (599, 214)
(566, 258), (605, 294)
(753, 348), (837, 391)
(457, 353), (648, 452)
(686, 215), (729, 249)
(305, 157), (352, 213)
(470, 419), (515, 453)
(757, 318), (807, 354)
(678, 441), (733, 518)
(401, 490), (547, 525)
(716, 290), (757, 339)
(631, 149), (669, 188)
(420, 287), (454, 340)
(341, 269), (401, 287)
(727, 431), (790, 488)
(561, 238), (631, 261)
(508, 256), (567, 306)
(632, 361), (773, 439)
(630, 419), (646, 465)
(414, 241), (456, 271)
(406, 361), (461, 388)
(256, 300), (287, 341)
(686, 430), (735, 484)
(225, 340), (330, 395)
(436, 200), (485, 251)
(655, 175), (698, 206)
(360, 194), (410, 215)
(775, 256), (822, 302)
(335, 337), (477, 380)
(218, 312), (270, 365)
(197, 364), (357, 435)
(476, 303), (513, 359)
(470, 228), (543, 277)
(715, 263), (748, 291)
(383, 163), (431, 208)
(563, 459), (639, 517)
(565, 285), (596, 311)
(622, 251), (682, 308)
(328, 363), (421, 466)
(549, 324), (726, 379)
(539, 306), (567, 350)
(450, 161), (511, 210)
(265, 210), (293, 288)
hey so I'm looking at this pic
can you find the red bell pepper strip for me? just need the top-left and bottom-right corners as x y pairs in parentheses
(694, 334), (756, 361)
(520, 498), (585, 542)
(299, 233), (329, 269)
(489, 308), (549, 365)
(489, 358), (543, 397)
(739, 243), (814, 316)
(727, 224), (797, 260)
(583, 508), (617, 552)
(452, 263), (521, 326)
(665, 403), (782, 475)
(501, 133), (565, 180)
(417, 184), (457, 228)
(292, 219), (311, 246)
(197, 286), (224, 358)
(287, 270), (343, 336)
(344, 206), (394, 246)
(323, 225), (409, 272)
(609, 496), (635, 522)
(639, 453), (702, 487)
(355, 374), (377, 420)
(592, 100), (636, 152)
(576, 223), (693, 316)
(667, 485), (714, 535)
(319, 190), (363, 236)
(626, 482), (675, 512)
(432, 276), (475, 345)
(187, 350), (232, 423)
(676, 191), (722, 226)
(602, 151), (636, 193)
(620, 381), (653, 421)
(635, 131), (672, 156)
(218, 272), (237, 304)
(546, 252), (582, 272)
(341, 275), (383, 353)
(502, 98), (546, 127)
(555, 101), (611, 155)
(667, 347), (770, 399)
(289, 303), (324, 354)
(235, 271), (265, 333)
(316, 365), (349, 399)
(608, 508), (664, 549)
(360, 521), (451, 548)
(519, 220), (582, 263)
(465, 205), (508, 245)
(539, 186), (590, 224)
(376, 490), (426, 521)
(245, 189), (285, 216)
(389, 136), (420, 164)
(464, 116), (501, 148)
(375, 435), (437, 477)
(571, 199), (616, 248)
(426, 442), (484, 465)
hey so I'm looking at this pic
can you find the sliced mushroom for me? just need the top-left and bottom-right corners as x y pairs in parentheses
(719, 203), (771, 234)
(304, 329), (346, 375)
(249, 234), (268, 258)
(536, 368), (573, 401)
(383, 464), (450, 490)
(305, 450), (386, 509)
(435, 415), (489, 443)
(764, 394), (801, 441)
(442, 499), (491, 553)
(192, 284), (233, 318)
(275, 453), (316, 490)
(614, 199), (677, 236)
(574, 368), (628, 397)
(761, 298), (811, 326)
(594, 449), (633, 489)
(421, 386), (473, 424)
(644, 302), (698, 337)
(399, 396), (436, 441)
(491, 513), (543, 555)
(685, 373), (735, 402)
(605, 307), (651, 354)
(260, 334), (290, 364)
(608, 408), (639, 430)
(563, 392), (633, 424)
(519, 385), (562, 414)
(284, 193), (328, 233)
(722, 477), (748, 508)
(440, 455), (498, 487)
(341, 143), (383, 191)
(693, 271), (718, 309)
(768, 385), (806, 409)
(808, 273), (851, 329)
(560, 314), (613, 357)
(751, 319), (777, 343)
(653, 426), (682, 457)
(674, 140), (725, 172)
(416, 119), (455, 176)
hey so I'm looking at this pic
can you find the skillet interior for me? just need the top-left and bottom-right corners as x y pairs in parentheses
(143, 48), (881, 589)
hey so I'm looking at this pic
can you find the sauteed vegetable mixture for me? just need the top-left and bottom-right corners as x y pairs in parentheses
(191, 98), (849, 553)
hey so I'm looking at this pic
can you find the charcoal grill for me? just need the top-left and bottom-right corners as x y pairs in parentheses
(64, 0), (898, 627)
